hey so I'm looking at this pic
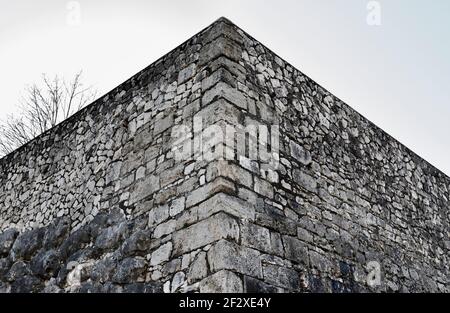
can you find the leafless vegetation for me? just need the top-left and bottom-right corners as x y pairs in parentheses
(0, 72), (96, 156)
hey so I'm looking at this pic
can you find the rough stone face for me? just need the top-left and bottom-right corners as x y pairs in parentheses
(172, 213), (240, 256)
(199, 270), (243, 293)
(207, 240), (262, 279)
(0, 17), (448, 293)
(150, 242), (172, 266)
(30, 249), (61, 279)
(10, 228), (45, 261)
(113, 257), (147, 284)
(0, 229), (18, 257)
(121, 229), (152, 256)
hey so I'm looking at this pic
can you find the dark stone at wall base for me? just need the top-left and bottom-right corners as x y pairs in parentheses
(10, 275), (43, 293)
(0, 258), (11, 280)
(243, 276), (278, 293)
(123, 282), (163, 293)
(43, 217), (70, 249)
(6, 261), (31, 282)
(112, 257), (147, 284)
(308, 275), (325, 293)
(0, 229), (19, 257)
(10, 228), (45, 261)
(30, 249), (61, 279)
(58, 226), (91, 260)
(121, 229), (153, 257)
(91, 255), (119, 283)
(0, 17), (448, 294)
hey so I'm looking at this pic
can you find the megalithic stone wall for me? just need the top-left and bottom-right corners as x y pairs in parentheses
(0, 17), (448, 293)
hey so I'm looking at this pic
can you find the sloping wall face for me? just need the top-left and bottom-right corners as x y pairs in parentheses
(0, 18), (448, 293)
(197, 20), (449, 292)
(0, 19), (250, 293)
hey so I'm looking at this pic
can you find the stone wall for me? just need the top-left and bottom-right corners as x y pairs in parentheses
(0, 17), (448, 293)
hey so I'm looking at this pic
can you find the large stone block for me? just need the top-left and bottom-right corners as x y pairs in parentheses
(197, 193), (256, 221)
(283, 235), (310, 266)
(202, 82), (247, 109)
(0, 229), (18, 257)
(172, 213), (239, 256)
(10, 228), (45, 262)
(130, 175), (160, 204)
(199, 270), (243, 293)
(206, 161), (253, 188)
(185, 178), (235, 208)
(199, 36), (242, 66)
(241, 222), (271, 254)
(207, 240), (262, 279)
(292, 169), (317, 192)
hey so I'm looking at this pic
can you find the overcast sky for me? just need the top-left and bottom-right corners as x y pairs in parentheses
(0, 0), (449, 176)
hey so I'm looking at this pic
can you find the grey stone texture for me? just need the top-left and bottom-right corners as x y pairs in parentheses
(0, 17), (448, 293)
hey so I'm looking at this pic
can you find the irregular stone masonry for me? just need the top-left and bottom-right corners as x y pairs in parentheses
(0, 17), (448, 293)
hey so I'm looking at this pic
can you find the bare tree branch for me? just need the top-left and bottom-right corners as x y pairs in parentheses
(0, 71), (97, 156)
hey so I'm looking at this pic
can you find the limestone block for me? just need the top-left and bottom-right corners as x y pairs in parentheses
(185, 178), (235, 208)
(150, 242), (172, 266)
(199, 36), (242, 66)
(153, 113), (174, 136)
(283, 235), (310, 266)
(197, 193), (256, 221)
(148, 204), (169, 227)
(241, 222), (271, 254)
(187, 251), (208, 283)
(207, 240), (262, 278)
(202, 82), (247, 110)
(199, 270), (243, 293)
(172, 212), (239, 256)
(113, 257), (147, 284)
(290, 140), (312, 165)
(0, 229), (18, 257)
(292, 169), (317, 192)
(178, 64), (196, 85)
(130, 174), (160, 204)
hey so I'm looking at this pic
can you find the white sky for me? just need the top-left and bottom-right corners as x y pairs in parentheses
(0, 0), (449, 176)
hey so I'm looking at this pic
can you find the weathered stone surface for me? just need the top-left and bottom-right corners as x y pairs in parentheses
(94, 222), (128, 253)
(283, 236), (309, 266)
(243, 276), (279, 293)
(262, 263), (301, 291)
(292, 169), (317, 192)
(130, 175), (160, 204)
(43, 217), (70, 249)
(187, 251), (208, 283)
(91, 256), (118, 283)
(10, 228), (45, 261)
(113, 257), (147, 284)
(241, 222), (271, 253)
(58, 227), (91, 260)
(154, 113), (174, 135)
(185, 178), (235, 208)
(173, 213), (239, 256)
(290, 141), (312, 165)
(199, 270), (243, 293)
(150, 242), (172, 266)
(207, 240), (262, 278)
(10, 275), (43, 293)
(123, 282), (163, 293)
(197, 193), (256, 221)
(178, 64), (196, 85)
(6, 261), (31, 282)
(0, 17), (447, 294)
(199, 36), (242, 65)
(0, 229), (18, 257)
(121, 229), (152, 256)
(30, 249), (61, 279)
